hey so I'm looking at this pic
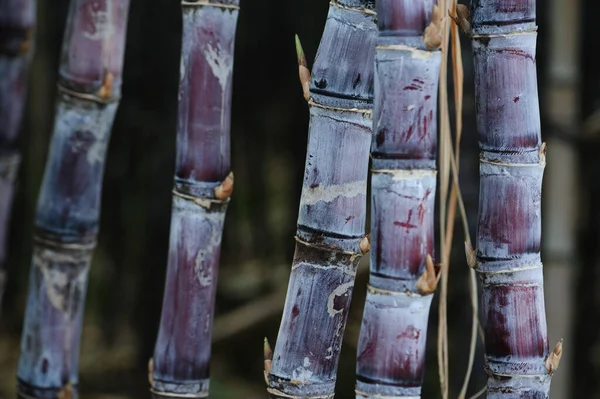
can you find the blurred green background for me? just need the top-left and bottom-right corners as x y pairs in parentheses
(1, 0), (597, 398)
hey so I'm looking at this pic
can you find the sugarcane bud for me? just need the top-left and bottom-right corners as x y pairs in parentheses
(295, 34), (311, 102)
(423, 4), (444, 49)
(98, 71), (114, 101)
(264, 337), (273, 385)
(449, 4), (471, 35)
(57, 382), (73, 399)
(545, 339), (563, 373)
(465, 241), (477, 268)
(539, 142), (547, 166)
(214, 172), (234, 200)
(148, 357), (154, 385)
(417, 254), (441, 295)
(359, 234), (371, 254)
(19, 29), (32, 54)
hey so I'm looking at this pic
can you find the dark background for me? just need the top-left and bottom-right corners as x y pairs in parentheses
(1, 0), (595, 398)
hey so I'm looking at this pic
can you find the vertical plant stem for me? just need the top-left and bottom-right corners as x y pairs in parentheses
(469, 0), (559, 396)
(354, 1), (441, 398)
(266, 2), (376, 398)
(150, 1), (239, 398)
(16, 0), (131, 397)
(437, 0), (452, 396)
(0, 0), (36, 313)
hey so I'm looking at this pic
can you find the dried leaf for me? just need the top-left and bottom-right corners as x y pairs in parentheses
(545, 339), (563, 373)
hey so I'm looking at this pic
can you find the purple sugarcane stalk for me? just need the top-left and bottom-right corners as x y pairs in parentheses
(0, 0), (36, 314)
(150, 1), (239, 397)
(266, 2), (376, 398)
(16, 0), (131, 397)
(468, 0), (562, 396)
(355, 1), (442, 398)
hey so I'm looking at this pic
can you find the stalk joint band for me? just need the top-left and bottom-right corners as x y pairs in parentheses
(480, 157), (545, 168)
(367, 284), (421, 297)
(181, 0), (239, 9)
(309, 98), (372, 115)
(266, 387), (333, 399)
(486, 369), (549, 379)
(329, 0), (376, 15)
(355, 389), (420, 399)
(470, 27), (538, 39)
(33, 235), (97, 251)
(475, 263), (543, 275)
(172, 188), (228, 208)
(150, 388), (208, 398)
(57, 83), (120, 105)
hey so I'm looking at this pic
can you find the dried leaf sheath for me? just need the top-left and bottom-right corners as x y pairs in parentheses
(0, 0), (36, 312)
(469, 0), (556, 396)
(267, 2), (376, 398)
(151, 2), (239, 397)
(16, 0), (131, 397)
(355, 1), (441, 398)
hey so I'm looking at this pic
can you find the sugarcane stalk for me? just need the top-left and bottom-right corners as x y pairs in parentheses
(0, 0), (36, 314)
(266, 2), (376, 398)
(150, 1), (239, 397)
(468, 0), (562, 396)
(354, 1), (442, 398)
(16, 0), (130, 397)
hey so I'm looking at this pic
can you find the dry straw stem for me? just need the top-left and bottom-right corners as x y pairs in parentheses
(437, 1), (482, 398)
(436, 0), (452, 396)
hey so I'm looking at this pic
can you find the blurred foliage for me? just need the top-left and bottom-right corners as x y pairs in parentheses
(0, 0), (560, 398)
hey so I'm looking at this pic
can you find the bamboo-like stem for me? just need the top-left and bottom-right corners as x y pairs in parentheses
(266, 2), (376, 398)
(469, 1), (559, 396)
(354, 2), (441, 398)
(16, 0), (130, 397)
(150, 1), (239, 397)
(0, 0), (36, 314)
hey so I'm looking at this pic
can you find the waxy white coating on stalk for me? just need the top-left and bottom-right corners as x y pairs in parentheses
(469, 0), (557, 396)
(355, 1), (440, 397)
(151, 2), (238, 397)
(17, 0), (131, 396)
(268, 3), (376, 397)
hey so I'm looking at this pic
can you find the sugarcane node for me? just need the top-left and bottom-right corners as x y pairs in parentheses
(19, 29), (33, 54)
(57, 382), (74, 399)
(359, 234), (371, 254)
(214, 171), (234, 200)
(465, 241), (478, 268)
(98, 71), (114, 101)
(148, 357), (154, 385)
(545, 339), (563, 373)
